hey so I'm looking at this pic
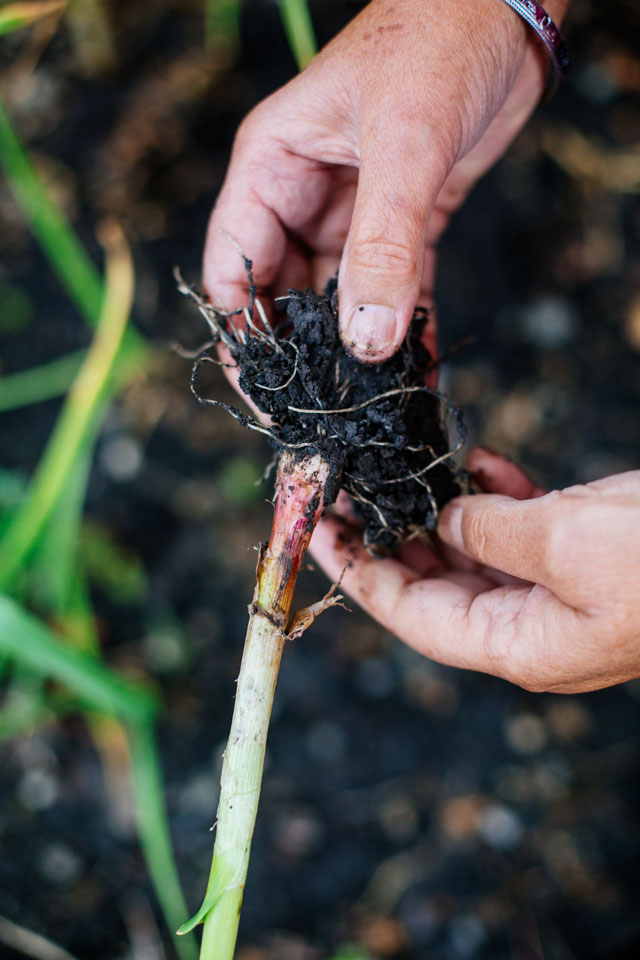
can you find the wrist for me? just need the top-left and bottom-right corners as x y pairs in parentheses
(497, 0), (571, 97)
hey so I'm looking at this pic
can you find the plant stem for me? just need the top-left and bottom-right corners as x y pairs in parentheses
(194, 451), (330, 960)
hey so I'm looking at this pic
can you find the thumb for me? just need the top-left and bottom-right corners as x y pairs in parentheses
(338, 137), (449, 363)
(438, 493), (561, 588)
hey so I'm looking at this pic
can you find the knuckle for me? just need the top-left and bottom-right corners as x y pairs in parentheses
(234, 99), (274, 151)
(349, 236), (419, 286)
(463, 508), (492, 559)
(235, 111), (259, 149)
(534, 495), (569, 579)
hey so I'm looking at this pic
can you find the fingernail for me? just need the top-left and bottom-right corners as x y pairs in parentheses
(343, 304), (398, 357)
(439, 503), (463, 550)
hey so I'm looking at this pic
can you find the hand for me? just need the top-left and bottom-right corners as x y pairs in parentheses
(311, 449), (640, 694)
(203, 0), (569, 364)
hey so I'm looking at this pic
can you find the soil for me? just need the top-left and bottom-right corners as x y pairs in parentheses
(1, 2), (640, 959)
(185, 275), (463, 552)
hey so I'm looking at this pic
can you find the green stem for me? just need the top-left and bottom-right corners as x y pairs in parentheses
(191, 452), (330, 960)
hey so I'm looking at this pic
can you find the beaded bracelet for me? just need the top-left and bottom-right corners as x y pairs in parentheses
(500, 0), (570, 99)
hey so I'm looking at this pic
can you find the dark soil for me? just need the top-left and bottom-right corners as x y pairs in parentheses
(185, 275), (463, 552)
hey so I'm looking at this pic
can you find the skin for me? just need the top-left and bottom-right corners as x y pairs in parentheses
(311, 449), (640, 694)
(200, 0), (640, 693)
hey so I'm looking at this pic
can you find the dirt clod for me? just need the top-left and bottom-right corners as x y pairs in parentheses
(180, 272), (465, 553)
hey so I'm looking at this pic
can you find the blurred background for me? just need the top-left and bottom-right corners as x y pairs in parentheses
(1, 1), (640, 959)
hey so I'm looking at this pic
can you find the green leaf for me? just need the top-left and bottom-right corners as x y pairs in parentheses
(329, 948), (372, 960)
(0, 351), (85, 412)
(0, 222), (133, 592)
(204, 0), (241, 56)
(218, 454), (263, 507)
(0, 97), (103, 323)
(127, 723), (199, 960)
(0, 594), (158, 723)
(176, 891), (225, 935)
(29, 433), (95, 615)
(278, 0), (317, 70)
(0, 668), (47, 739)
(0, 279), (33, 333)
(80, 520), (147, 605)
(0, 469), (26, 513)
(177, 858), (235, 934)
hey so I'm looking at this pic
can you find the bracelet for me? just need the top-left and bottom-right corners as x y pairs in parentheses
(499, 0), (570, 100)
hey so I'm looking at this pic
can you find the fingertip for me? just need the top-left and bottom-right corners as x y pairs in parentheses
(467, 447), (545, 499)
(438, 499), (465, 551)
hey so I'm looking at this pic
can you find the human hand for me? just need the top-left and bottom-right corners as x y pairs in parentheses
(311, 448), (640, 694)
(203, 0), (570, 364)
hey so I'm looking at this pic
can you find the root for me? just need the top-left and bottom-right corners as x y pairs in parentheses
(178, 266), (466, 552)
(286, 563), (350, 641)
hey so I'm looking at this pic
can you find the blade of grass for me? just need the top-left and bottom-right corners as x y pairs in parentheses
(29, 431), (95, 614)
(0, 672), (76, 738)
(0, 912), (80, 960)
(128, 722), (199, 960)
(0, 350), (85, 412)
(0, 96), (103, 324)
(278, 0), (317, 70)
(0, 668), (47, 738)
(204, 0), (241, 56)
(0, 220), (133, 592)
(58, 564), (100, 652)
(0, 594), (157, 723)
(0, 0), (65, 36)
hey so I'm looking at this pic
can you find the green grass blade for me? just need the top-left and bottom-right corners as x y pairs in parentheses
(278, 0), (317, 70)
(0, 670), (79, 739)
(0, 594), (157, 722)
(204, 0), (241, 55)
(0, 350), (85, 412)
(0, 668), (47, 738)
(0, 222), (133, 592)
(59, 567), (100, 652)
(0, 0), (64, 36)
(29, 433), (95, 614)
(0, 97), (103, 324)
(127, 722), (199, 960)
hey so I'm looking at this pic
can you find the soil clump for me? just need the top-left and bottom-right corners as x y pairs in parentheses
(180, 272), (465, 553)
